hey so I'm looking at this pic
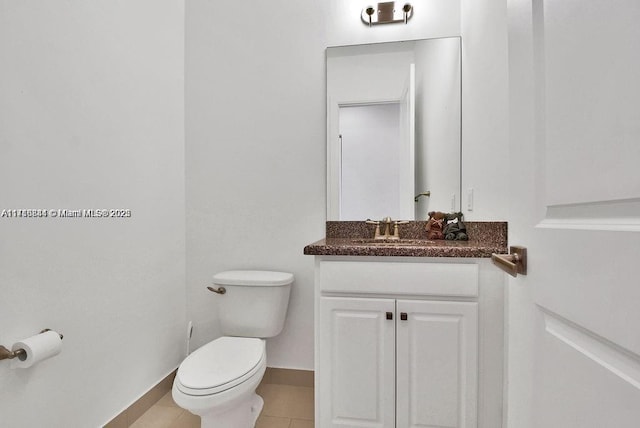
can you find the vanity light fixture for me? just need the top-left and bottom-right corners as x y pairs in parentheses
(362, 2), (413, 27)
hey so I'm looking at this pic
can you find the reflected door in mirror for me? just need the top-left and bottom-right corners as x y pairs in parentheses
(340, 103), (402, 220)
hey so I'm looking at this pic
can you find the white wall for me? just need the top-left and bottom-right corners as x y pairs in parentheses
(185, 0), (327, 369)
(0, 1), (185, 426)
(327, 44), (415, 103)
(504, 1), (537, 425)
(461, 0), (510, 220)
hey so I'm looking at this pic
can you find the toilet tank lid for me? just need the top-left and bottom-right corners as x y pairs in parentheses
(213, 270), (294, 286)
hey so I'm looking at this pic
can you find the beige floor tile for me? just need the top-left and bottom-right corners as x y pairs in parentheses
(259, 384), (314, 420)
(156, 391), (179, 408)
(167, 410), (200, 428)
(286, 387), (314, 420)
(129, 406), (184, 428)
(256, 415), (291, 428)
(290, 419), (314, 428)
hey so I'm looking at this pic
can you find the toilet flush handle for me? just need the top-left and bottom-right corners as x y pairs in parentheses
(207, 286), (226, 295)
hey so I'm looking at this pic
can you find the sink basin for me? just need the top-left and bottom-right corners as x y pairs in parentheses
(350, 238), (434, 246)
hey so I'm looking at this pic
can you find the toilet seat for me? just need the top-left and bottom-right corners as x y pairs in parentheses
(175, 337), (265, 396)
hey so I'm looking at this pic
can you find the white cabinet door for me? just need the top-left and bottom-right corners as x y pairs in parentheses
(396, 300), (478, 428)
(318, 297), (396, 428)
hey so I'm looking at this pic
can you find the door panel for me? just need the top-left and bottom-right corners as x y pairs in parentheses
(543, 0), (640, 204)
(535, 312), (640, 427)
(318, 297), (396, 428)
(396, 300), (478, 428)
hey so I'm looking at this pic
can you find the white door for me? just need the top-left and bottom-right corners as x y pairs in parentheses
(399, 63), (415, 220)
(318, 297), (396, 427)
(507, 1), (640, 427)
(396, 300), (478, 428)
(339, 103), (403, 220)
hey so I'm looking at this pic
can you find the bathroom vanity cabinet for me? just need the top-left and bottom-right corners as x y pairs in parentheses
(312, 256), (504, 428)
(319, 297), (477, 427)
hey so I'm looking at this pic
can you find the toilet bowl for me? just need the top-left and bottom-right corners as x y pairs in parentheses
(172, 270), (293, 427)
(173, 337), (267, 428)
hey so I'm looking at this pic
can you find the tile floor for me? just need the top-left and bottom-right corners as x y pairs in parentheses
(129, 382), (314, 428)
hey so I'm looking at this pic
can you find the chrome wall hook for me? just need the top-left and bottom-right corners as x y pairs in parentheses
(361, 2), (413, 26)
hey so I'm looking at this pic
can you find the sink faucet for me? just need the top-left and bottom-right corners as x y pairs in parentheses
(366, 217), (409, 240)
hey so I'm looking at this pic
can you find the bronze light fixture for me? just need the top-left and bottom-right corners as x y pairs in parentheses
(362, 2), (413, 27)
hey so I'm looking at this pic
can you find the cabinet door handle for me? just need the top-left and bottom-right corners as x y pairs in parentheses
(386, 311), (393, 320)
(400, 312), (408, 321)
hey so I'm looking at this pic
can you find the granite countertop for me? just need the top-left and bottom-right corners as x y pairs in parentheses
(303, 221), (507, 258)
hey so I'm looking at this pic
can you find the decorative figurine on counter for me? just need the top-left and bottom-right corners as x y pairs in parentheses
(443, 211), (469, 241)
(426, 211), (469, 241)
(426, 211), (446, 240)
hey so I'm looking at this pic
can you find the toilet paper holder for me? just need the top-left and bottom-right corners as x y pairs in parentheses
(0, 329), (63, 362)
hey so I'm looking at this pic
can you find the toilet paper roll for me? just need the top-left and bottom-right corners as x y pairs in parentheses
(10, 330), (62, 369)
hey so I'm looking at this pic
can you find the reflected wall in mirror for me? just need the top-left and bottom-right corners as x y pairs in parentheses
(327, 37), (461, 221)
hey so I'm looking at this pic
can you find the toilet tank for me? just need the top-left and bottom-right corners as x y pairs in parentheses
(214, 270), (293, 338)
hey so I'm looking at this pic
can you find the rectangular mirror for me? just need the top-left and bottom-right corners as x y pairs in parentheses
(327, 37), (461, 220)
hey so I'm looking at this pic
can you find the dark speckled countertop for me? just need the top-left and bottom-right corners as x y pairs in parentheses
(303, 221), (507, 258)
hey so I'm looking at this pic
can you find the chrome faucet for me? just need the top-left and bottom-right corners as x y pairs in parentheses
(366, 217), (409, 240)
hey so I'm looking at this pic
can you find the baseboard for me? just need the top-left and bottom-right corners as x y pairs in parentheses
(103, 370), (176, 428)
(261, 367), (314, 388)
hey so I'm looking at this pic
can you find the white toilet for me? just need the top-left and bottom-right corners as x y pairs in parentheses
(172, 270), (293, 428)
